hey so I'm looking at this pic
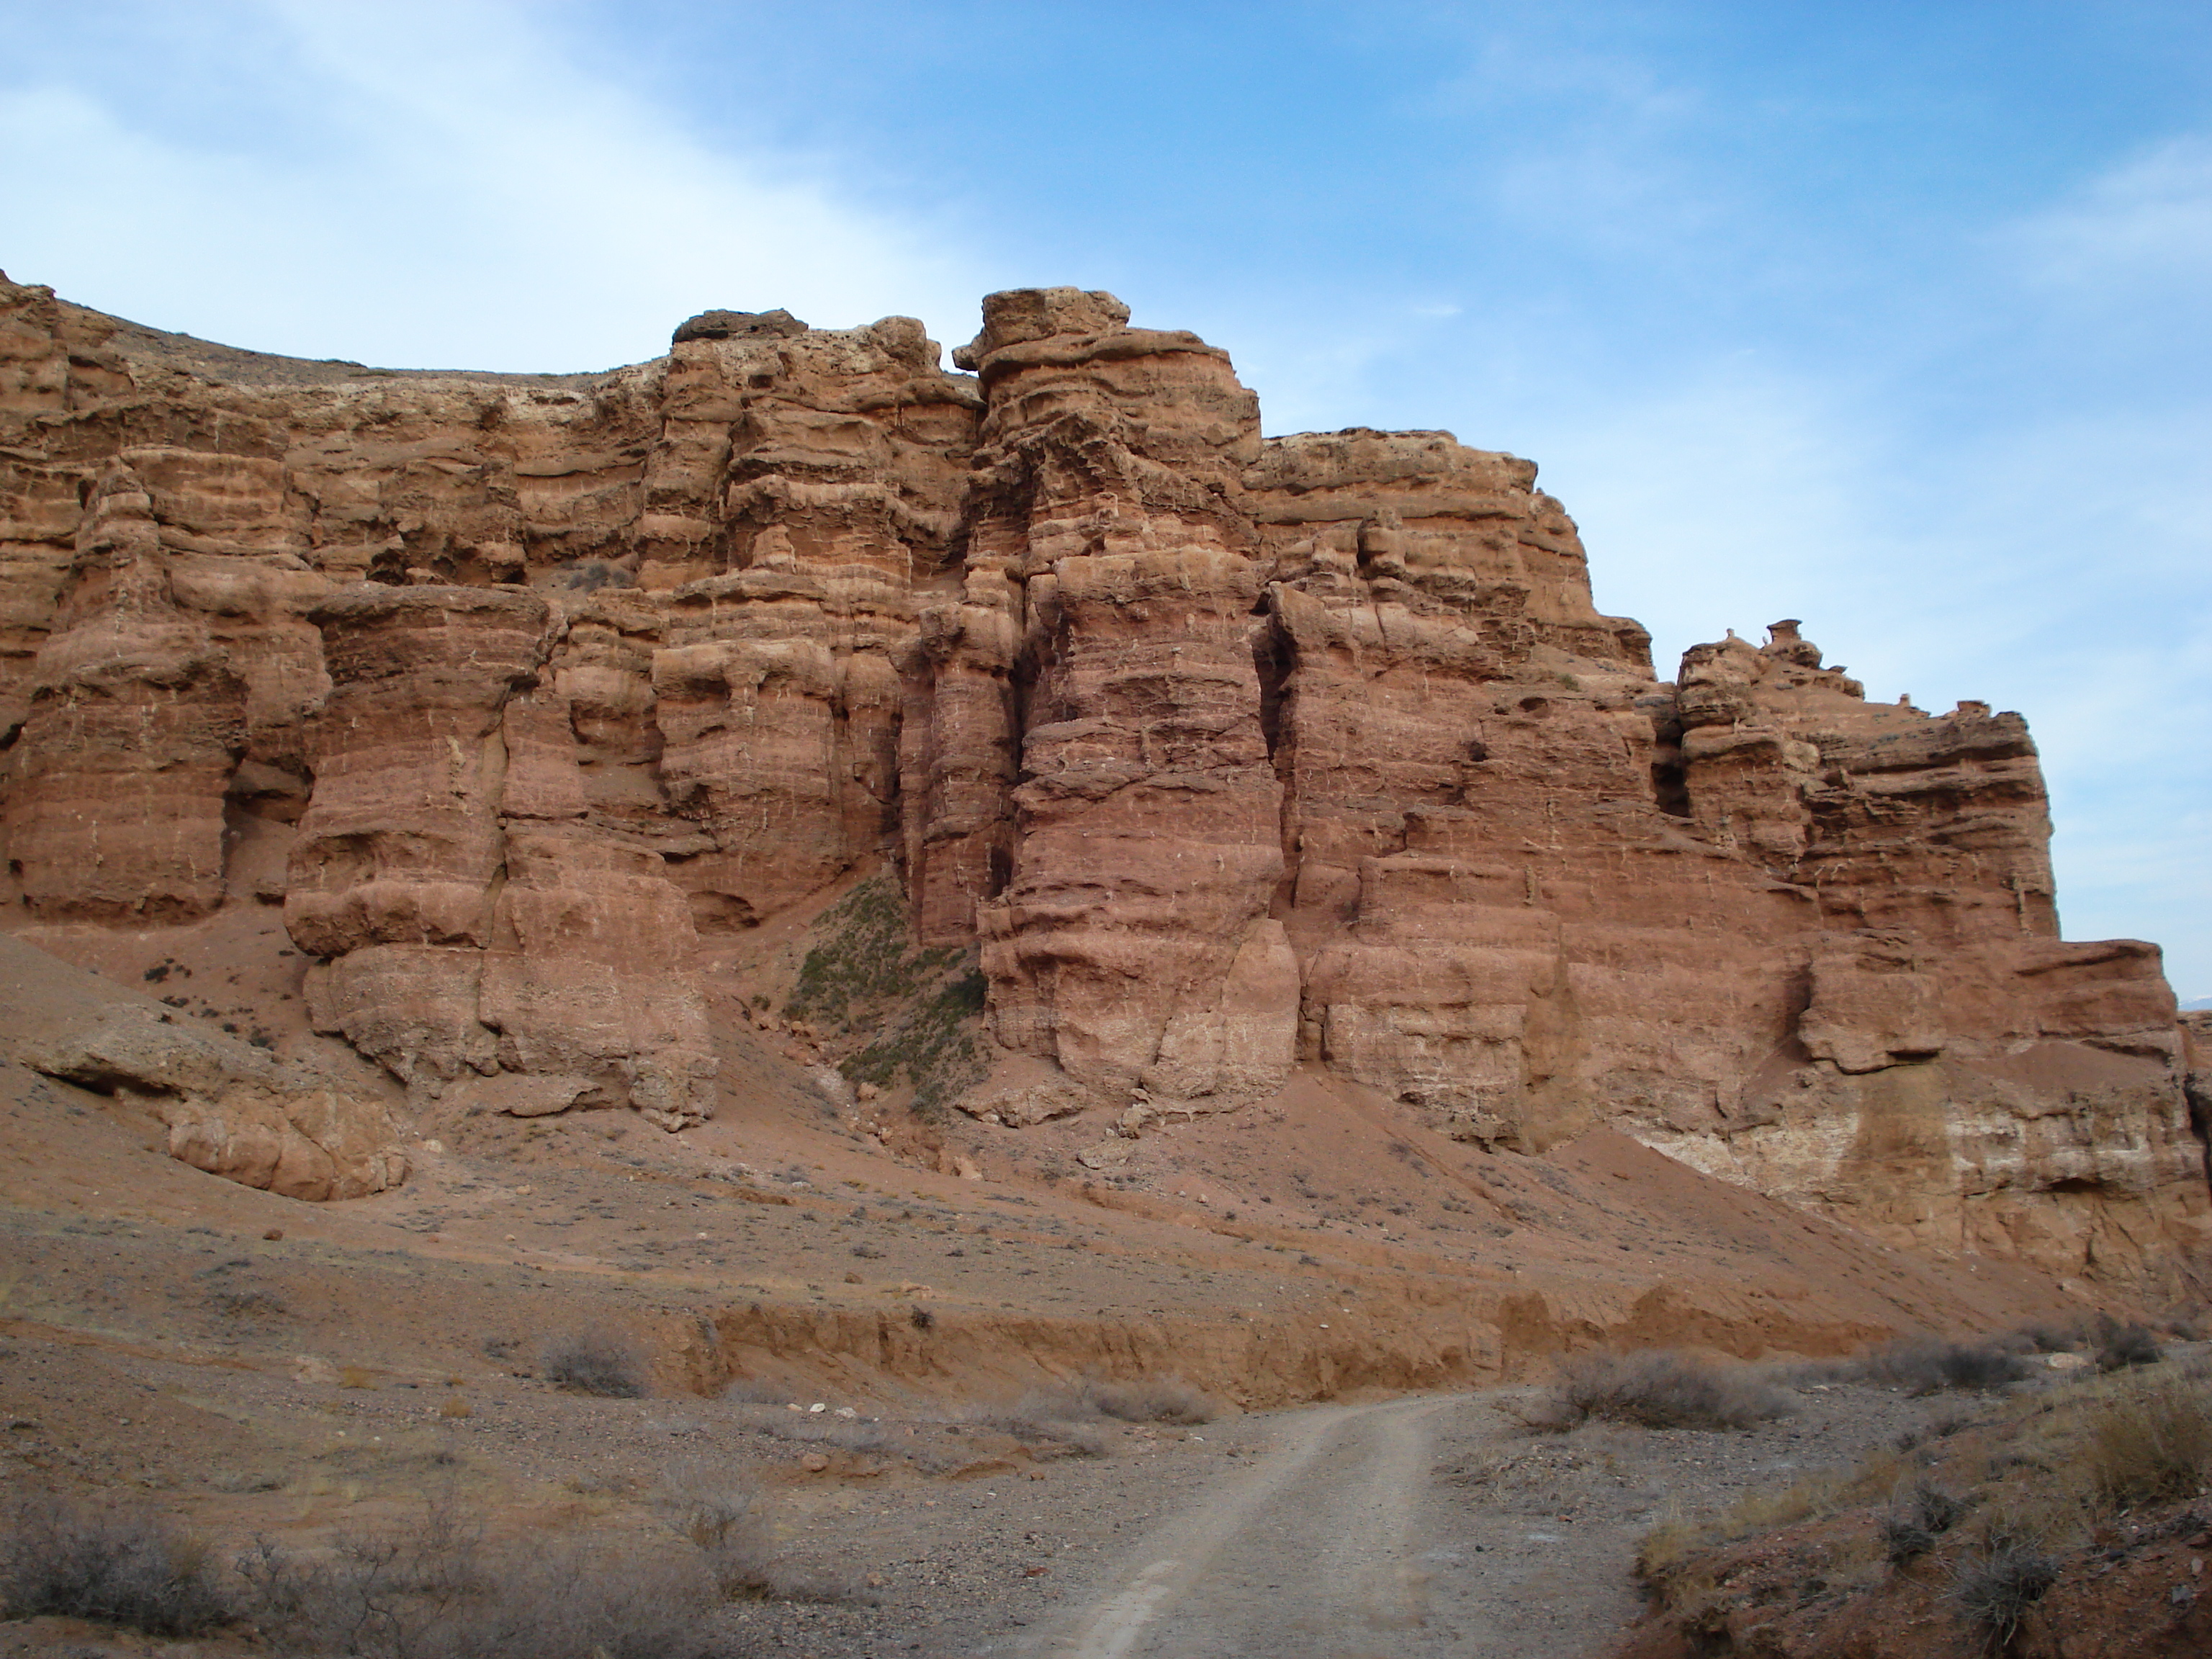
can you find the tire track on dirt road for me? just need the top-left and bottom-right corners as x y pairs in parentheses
(1020, 1393), (1462, 1659)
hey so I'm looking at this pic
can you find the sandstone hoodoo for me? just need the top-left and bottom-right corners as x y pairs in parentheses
(0, 272), (2202, 1279)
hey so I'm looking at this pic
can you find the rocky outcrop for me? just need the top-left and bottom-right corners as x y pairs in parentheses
(0, 269), (2201, 1277)
(0, 934), (405, 1200)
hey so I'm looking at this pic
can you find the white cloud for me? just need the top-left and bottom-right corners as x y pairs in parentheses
(2010, 132), (2212, 300)
(0, 0), (990, 369)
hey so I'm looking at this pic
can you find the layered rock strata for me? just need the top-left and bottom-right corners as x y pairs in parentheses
(0, 270), (2200, 1277)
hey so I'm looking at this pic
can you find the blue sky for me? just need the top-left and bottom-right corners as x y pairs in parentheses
(4, 1), (2208, 994)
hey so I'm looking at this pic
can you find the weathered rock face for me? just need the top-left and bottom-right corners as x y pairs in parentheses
(283, 579), (718, 1126)
(0, 269), (2201, 1277)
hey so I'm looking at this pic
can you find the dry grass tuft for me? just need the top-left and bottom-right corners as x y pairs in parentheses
(2082, 1369), (2212, 1509)
(1637, 1466), (1872, 1593)
(1949, 1542), (2058, 1651)
(1636, 1343), (2212, 1643)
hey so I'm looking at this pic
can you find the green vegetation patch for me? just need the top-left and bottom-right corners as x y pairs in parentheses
(785, 877), (987, 1113)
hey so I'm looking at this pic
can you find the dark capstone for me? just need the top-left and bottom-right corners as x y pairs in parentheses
(671, 308), (809, 345)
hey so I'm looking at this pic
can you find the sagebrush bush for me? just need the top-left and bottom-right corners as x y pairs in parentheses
(1, 1493), (228, 1636)
(1542, 1349), (1791, 1431)
(541, 1328), (646, 1398)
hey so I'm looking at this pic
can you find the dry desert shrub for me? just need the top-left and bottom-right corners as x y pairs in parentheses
(962, 1392), (1111, 1457)
(948, 1372), (1215, 1455)
(2019, 1319), (2087, 1354)
(718, 1375), (793, 1405)
(653, 1457), (871, 1605)
(654, 1457), (775, 1598)
(235, 1485), (484, 1653)
(1537, 1349), (1791, 1432)
(2092, 1321), (2162, 1372)
(0, 1493), (229, 1636)
(239, 1491), (728, 1658)
(734, 1408), (895, 1455)
(1790, 1335), (2032, 1394)
(541, 1327), (646, 1398)
(749, 1557), (871, 1605)
(400, 1545), (721, 1659)
(1879, 1480), (1967, 1567)
(1861, 1338), (2031, 1396)
(1084, 1374), (1218, 1425)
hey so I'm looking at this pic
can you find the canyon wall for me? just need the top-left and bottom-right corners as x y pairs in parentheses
(0, 272), (2201, 1279)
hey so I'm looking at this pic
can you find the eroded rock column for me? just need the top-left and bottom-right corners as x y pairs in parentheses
(285, 585), (548, 1081)
(4, 462), (248, 920)
(959, 290), (1297, 1105)
(642, 312), (979, 932)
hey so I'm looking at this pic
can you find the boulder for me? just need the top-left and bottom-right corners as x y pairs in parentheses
(0, 934), (405, 1200)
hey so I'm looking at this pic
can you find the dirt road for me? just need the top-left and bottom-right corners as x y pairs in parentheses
(1004, 1392), (1643, 1659)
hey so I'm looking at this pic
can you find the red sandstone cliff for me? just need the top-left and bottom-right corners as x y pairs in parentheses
(0, 273), (2201, 1282)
